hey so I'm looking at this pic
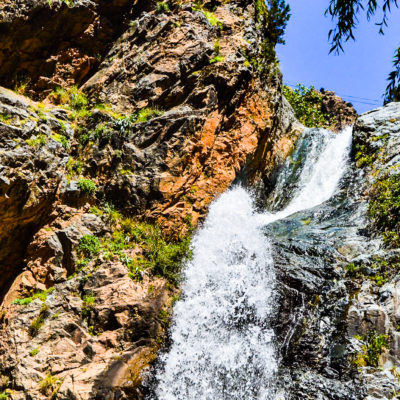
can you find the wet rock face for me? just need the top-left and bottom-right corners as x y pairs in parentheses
(268, 102), (400, 399)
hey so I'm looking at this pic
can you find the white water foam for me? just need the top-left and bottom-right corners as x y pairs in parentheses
(153, 126), (353, 400)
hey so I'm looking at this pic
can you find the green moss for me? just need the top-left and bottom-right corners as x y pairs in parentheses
(12, 287), (55, 305)
(0, 114), (12, 124)
(0, 392), (10, 400)
(193, 2), (223, 29)
(66, 158), (83, 178)
(354, 144), (376, 168)
(368, 172), (400, 247)
(51, 133), (69, 149)
(82, 294), (96, 306)
(209, 55), (225, 64)
(77, 179), (97, 195)
(12, 297), (33, 306)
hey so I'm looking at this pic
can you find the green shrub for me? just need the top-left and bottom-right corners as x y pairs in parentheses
(0, 392), (10, 400)
(120, 219), (192, 284)
(283, 84), (336, 128)
(156, 1), (170, 13)
(352, 331), (389, 368)
(344, 257), (400, 287)
(30, 303), (50, 336)
(38, 373), (62, 396)
(369, 173), (400, 248)
(92, 123), (113, 141)
(82, 294), (96, 306)
(77, 179), (97, 195)
(78, 235), (100, 257)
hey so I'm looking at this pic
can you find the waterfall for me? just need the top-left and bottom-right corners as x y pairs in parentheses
(151, 127), (353, 400)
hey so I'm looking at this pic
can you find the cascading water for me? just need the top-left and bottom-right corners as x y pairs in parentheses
(151, 126), (353, 400)
(154, 188), (277, 400)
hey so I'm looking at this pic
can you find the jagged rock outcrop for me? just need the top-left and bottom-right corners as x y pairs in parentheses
(319, 89), (358, 131)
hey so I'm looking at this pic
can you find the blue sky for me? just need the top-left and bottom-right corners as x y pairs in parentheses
(277, 0), (400, 113)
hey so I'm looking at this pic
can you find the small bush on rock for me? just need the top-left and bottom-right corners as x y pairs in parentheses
(156, 1), (170, 13)
(38, 373), (62, 396)
(77, 178), (97, 195)
(78, 235), (100, 257)
(29, 303), (50, 336)
(369, 172), (400, 248)
(352, 331), (389, 368)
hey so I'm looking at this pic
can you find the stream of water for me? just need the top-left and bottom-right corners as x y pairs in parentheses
(152, 126), (353, 400)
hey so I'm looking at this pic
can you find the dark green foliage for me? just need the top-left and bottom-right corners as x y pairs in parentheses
(77, 178), (97, 195)
(265, 0), (291, 46)
(369, 172), (400, 247)
(385, 46), (400, 103)
(325, 0), (400, 101)
(283, 84), (336, 128)
(79, 235), (101, 257)
(254, 0), (291, 66)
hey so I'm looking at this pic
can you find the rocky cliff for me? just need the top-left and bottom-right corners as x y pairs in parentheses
(0, 0), (303, 398)
(1, 0), (399, 399)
